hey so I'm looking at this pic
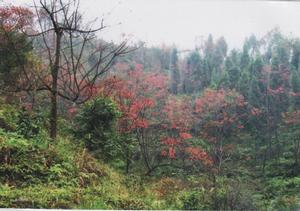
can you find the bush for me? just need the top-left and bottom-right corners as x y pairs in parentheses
(73, 97), (121, 160)
(16, 108), (44, 139)
(180, 177), (257, 210)
(0, 129), (76, 186)
(263, 177), (300, 210)
(0, 184), (78, 208)
(181, 189), (210, 210)
(0, 104), (18, 131)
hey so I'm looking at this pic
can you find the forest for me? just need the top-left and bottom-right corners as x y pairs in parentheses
(0, 0), (300, 210)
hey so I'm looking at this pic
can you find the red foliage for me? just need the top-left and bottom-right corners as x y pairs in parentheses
(160, 96), (196, 159)
(282, 110), (300, 125)
(68, 107), (77, 115)
(180, 132), (193, 140)
(251, 107), (262, 116)
(99, 64), (168, 133)
(195, 89), (246, 115)
(268, 86), (285, 95)
(289, 92), (300, 97)
(161, 149), (167, 157)
(186, 147), (213, 165)
(162, 137), (180, 146)
(98, 66), (220, 167)
(169, 147), (175, 159)
(0, 6), (33, 32)
(194, 88), (248, 170)
(163, 96), (194, 131)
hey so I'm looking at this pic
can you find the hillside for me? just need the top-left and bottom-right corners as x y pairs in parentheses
(1, 1), (300, 210)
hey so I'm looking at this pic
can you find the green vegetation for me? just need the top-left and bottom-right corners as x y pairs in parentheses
(0, 103), (299, 209)
(1, 1), (300, 210)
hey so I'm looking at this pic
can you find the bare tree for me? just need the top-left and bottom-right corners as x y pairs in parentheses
(29, 0), (131, 139)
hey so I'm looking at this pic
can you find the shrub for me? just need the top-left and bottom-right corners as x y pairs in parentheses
(181, 189), (210, 210)
(0, 104), (18, 131)
(0, 129), (76, 186)
(0, 184), (78, 208)
(73, 97), (121, 160)
(16, 108), (44, 139)
(180, 177), (257, 210)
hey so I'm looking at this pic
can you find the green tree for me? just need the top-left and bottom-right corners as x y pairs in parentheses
(170, 48), (180, 94)
(290, 69), (300, 108)
(291, 39), (300, 70)
(73, 97), (121, 160)
(184, 50), (202, 93)
(221, 50), (241, 89)
(0, 30), (32, 92)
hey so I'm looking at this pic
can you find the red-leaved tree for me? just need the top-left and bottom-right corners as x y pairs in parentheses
(99, 64), (169, 173)
(195, 88), (247, 174)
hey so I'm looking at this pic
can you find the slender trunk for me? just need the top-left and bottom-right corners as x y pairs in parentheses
(136, 129), (151, 172)
(262, 147), (267, 175)
(275, 129), (280, 165)
(50, 31), (62, 140)
(266, 73), (272, 161)
(294, 139), (300, 166)
(50, 92), (57, 139)
(125, 146), (131, 174)
(254, 135), (260, 164)
(211, 173), (219, 210)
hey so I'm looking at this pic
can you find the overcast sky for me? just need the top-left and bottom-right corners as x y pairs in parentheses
(4, 0), (300, 50)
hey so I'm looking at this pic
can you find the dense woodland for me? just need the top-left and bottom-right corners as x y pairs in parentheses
(0, 0), (300, 210)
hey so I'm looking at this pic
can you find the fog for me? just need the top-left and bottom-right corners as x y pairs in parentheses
(5, 0), (300, 49)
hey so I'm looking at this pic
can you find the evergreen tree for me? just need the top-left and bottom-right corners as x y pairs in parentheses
(222, 50), (241, 89)
(290, 69), (300, 108)
(290, 39), (300, 72)
(184, 51), (202, 93)
(170, 48), (180, 94)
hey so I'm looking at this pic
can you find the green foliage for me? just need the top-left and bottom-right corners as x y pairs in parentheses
(73, 97), (121, 160)
(0, 103), (18, 131)
(0, 184), (78, 208)
(0, 29), (32, 90)
(265, 177), (300, 197)
(170, 48), (180, 94)
(180, 177), (257, 210)
(181, 189), (210, 210)
(16, 108), (44, 139)
(0, 129), (72, 186)
(290, 69), (300, 108)
(0, 128), (149, 209)
(260, 177), (300, 210)
(2, 27), (300, 210)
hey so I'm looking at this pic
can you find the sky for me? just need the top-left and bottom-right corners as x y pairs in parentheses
(4, 0), (300, 50)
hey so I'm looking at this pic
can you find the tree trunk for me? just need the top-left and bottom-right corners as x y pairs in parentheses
(50, 31), (62, 140)
(136, 129), (152, 173)
(294, 138), (300, 167)
(125, 146), (131, 174)
(50, 91), (57, 139)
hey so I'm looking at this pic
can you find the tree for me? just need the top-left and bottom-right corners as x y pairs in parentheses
(170, 48), (180, 94)
(29, 0), (131, 139)
(73, 97), (121, 160)
(194, 88), (247, 174)
(0, 6), (34, 95)
(222, 50), (241, 89)
(183, 51), (202, 93)
(282, 110), (300, 169)
(291, 38), (300, 71)
(211, 37), (227, 85)
(161, 95), (213, 171)
(290, 69), (300, 108)
(99, 64), (169, 173)
(161, 96), (194, 159)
